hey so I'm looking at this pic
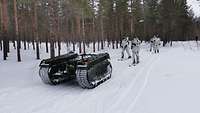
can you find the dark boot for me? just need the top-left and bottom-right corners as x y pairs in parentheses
(121, 54), (124, 59)
(136, 56), (139, 64)
(133, 59), (136, 64)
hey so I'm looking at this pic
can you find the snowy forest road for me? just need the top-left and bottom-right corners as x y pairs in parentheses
(0, 42), (200, 113)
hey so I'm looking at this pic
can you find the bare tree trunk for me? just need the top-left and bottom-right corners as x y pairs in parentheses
(97, 40), (100, 51)
(91, 1), (96, 53)
(24, 40), (26, 50)
(93, 42), (95, 52)
(32, 40), (35, 50)
(170, 41), (173, 47)
(58, 40), (61, 56)
(75, 15), (82, 53)
(23, 8), (27, 51)
(116, 40), (119, 49)
(45, 36), (49, 53)
(82, 13), (86, 54)
(0, 40), (2, 51)
(33, 1), (40, 60)
(79, 41), (82, 53)
(72, 42), (75, 52)
(101, 40), (104, 50)
(3, 39), (8, 60)
(1, 0), (9, 60)
(83, 42), (86, 54)
(36, 42), (40, 59)
(48, 0), (56, 58)
(70, 18), (75, 52)
(50, 40), (55, 58)
(6, 37), (10, 53)
(57, 16), (61, 56)
(112, 40), (115, 49)
(92, 20), (96, 52)
(2, 37), (8, 59)
(13, 0), (21, 61)
(27, 42), (30, 50)
(100, 17), (104, 50)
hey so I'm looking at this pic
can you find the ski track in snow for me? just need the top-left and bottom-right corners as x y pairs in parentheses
(105, 46), (172, 113)
(105, 55), (157, 113)
(125, 52), (163, 113)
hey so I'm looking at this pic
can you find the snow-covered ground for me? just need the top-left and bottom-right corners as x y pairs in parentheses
(0, 41), (200, 113)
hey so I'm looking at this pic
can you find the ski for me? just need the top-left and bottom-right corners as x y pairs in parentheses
(129, 64), (136, 67)
(117, 58), (131, 61)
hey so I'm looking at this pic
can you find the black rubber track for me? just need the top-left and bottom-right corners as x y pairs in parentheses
(76, 63), (112, 89)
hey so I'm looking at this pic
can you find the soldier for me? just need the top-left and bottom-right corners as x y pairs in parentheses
(150, 37), (155, 52)
(153, 36), (161, 53)
(131, 37), (141, 65)
(121, 37), (131, 59)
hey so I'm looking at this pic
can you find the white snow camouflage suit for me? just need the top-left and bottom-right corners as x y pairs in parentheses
(131, 38), (141, 64)
(121, 38), (131, 59)
(150, 38), (155, 52)
(152, 36), (161, 53)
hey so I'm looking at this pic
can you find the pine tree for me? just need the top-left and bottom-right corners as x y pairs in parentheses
(1, 0), (9, 60)
(144, 0), (159, 38)
(33, 0), (40, 59)
(13, 0), (21, 62)
(159, 0), (192, 45)
(130, 0), (144, 37)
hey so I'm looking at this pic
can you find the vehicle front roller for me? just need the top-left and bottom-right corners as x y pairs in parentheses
(39, 66), (66, 85)
(39, 67), (52, 84)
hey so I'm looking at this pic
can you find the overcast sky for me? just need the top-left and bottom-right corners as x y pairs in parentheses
(187, 0), (200, 17)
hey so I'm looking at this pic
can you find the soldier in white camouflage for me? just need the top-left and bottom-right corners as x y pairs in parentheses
(121, 37), (131, 59)
(152, 35), (161, 53)
(150, 37), (155, 52)
(131, 37), (141, 65)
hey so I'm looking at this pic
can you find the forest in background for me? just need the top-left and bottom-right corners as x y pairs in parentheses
(0, 0), (200, 61)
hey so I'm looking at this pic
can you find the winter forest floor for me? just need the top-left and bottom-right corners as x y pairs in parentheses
(0, 41), (200, 113)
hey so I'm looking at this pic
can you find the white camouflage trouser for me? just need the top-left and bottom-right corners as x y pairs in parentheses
(153, 44), (159, 53)
(132, 50), (139, 64)
(121, 46), (131, 58)
(150, 43), (153, 52)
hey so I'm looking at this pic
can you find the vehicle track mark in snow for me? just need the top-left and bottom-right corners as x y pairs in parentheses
(105, 54), (158, 113)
